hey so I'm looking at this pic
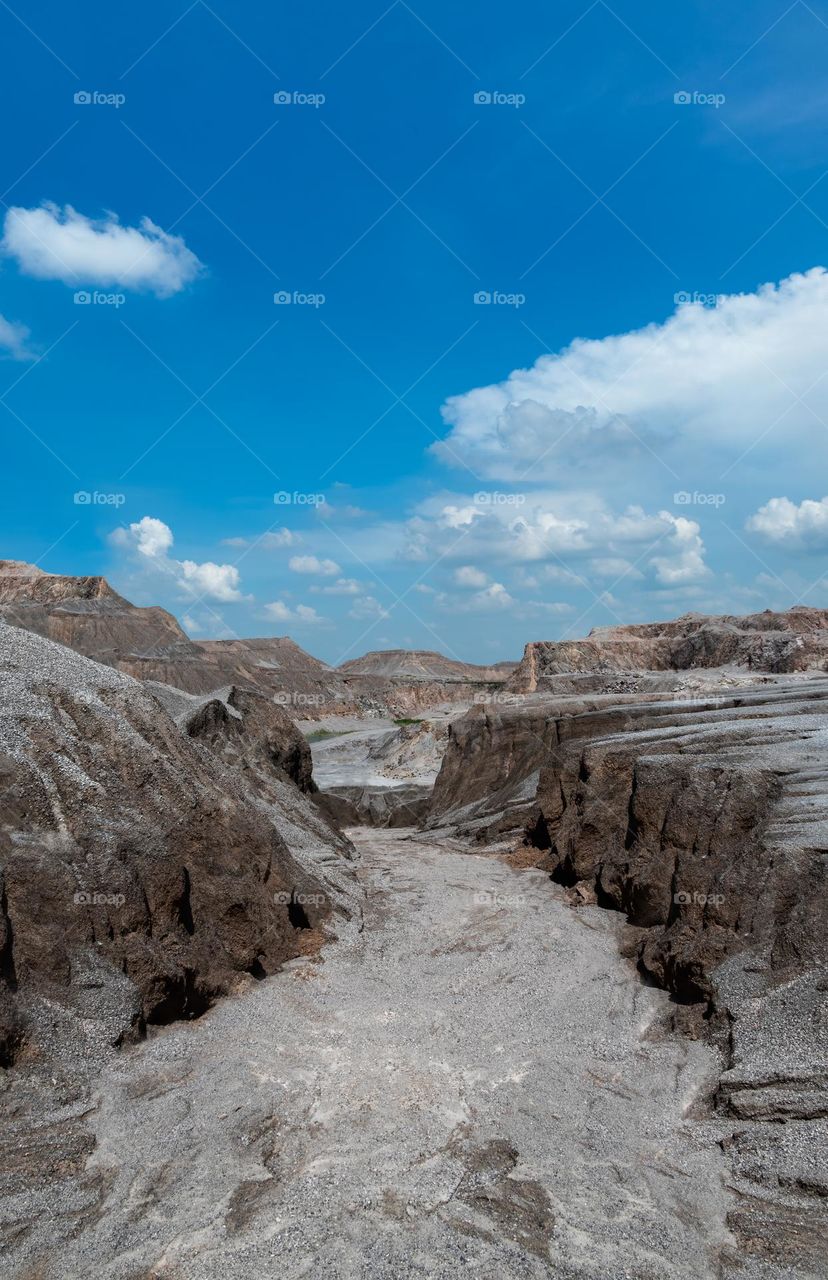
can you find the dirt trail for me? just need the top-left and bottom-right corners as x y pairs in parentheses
(6, 829), (731, 1278)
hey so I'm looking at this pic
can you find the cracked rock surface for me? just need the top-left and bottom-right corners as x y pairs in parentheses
(3, 829), (731, 1278)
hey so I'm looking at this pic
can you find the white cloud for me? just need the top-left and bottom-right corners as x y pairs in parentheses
(349, 595), (389, 620)
(178, 559), (244, 602)
(264, 600), (323, 625)
(435, 268), (828, 478)
(316, 501), (370, 520)
(311, 577), (363, 595)
(0, 312), (36, 360)
(746, 495), (828, 549)
(436, 582), (515, 613)
(472, 582), (514, 610)
(454, 565), (489, 588)
(650, 513), (710, 585)
(111, 515), (247, 602)
(222, 528), (295, 550)
(115, 515), (174, 558)
(3, 203), (202, 296)
(400, 492), (706, 585)
(289, 554), (341, 576)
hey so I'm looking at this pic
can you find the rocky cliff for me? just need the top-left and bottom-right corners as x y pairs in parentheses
(0, 621), (359, 1071)
(508, 607), (828, 690)
(0, 562), (512, 718)
(425, 676), (828, 1274)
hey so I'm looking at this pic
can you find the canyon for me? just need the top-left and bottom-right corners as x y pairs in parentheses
(0, 562), (826, 1278)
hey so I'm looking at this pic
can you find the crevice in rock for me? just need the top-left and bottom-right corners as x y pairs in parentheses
(288, 891), (311, 930)
(177, 867), (195, 936)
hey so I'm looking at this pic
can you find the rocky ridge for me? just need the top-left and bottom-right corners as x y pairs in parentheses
(0, 562), (513, 718)
(508, 607), (828, 690)
(425, 672), (828, 1275)
(0, 621), (359, 1074)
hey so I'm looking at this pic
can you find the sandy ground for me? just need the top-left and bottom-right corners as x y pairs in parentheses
(4, 829), (732, 1279)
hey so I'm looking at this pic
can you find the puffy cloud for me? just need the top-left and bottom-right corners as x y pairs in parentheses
(2, 203), (202, 296)
(436, 582), (515, 612)
(0, 312), (36, 360)
(289, 554), (341, 576)
(264, 600), (323, 625)
(650, 514), (710, 586)
(400, 492), (704, 585)
(746, 495), (828, 549)
(111, 516), (247, 602)
(435, 268), (828, 478)
(471, 582), (514, 610)
(178, 559), (244, 602)
(454, 565), (489, 588)
(349, 595), (389, 620)
(115, 515), (174, 558)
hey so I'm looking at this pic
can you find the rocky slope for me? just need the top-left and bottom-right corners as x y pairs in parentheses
(338, 648), (515, 682)
(508, 607), (828, 690)
(0, 562), (511, 718)
(425, 675), (828, 1275)
(0, 621), (358, 1073)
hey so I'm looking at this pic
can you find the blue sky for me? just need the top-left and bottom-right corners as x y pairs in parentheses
(3, 1), (828, 663)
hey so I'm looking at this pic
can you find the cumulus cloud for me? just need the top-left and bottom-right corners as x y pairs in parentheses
(436, 581), (515, 613)
(0, 312), (36, 360)
(2, 203), (203, 296)
(264, 600), (323, 625)
(435, 268), (828, 478)
(650, 514), (710, 586)
(349, 595), (390, 620)
(111, 516), (247, 602)
(746, 495), (828, 549)
(289, 554), (341, 576)
(454, 565), (489, 588)
(114, 514), (173, 558)
(399, 492), (708, 586)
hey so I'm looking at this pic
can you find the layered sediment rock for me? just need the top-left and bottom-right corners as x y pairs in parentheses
(508, 607), (828, 690)
(0, 562), (514, 718)
(426, 677), (828, 1273)
(0, 622), (357, 1069)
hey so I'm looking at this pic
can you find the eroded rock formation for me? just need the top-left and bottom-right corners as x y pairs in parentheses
(508, 607), (828, 690)
(0, 622), (357, 1069)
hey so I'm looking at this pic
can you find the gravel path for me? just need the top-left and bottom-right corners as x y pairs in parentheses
(8, 829), (732, 1278)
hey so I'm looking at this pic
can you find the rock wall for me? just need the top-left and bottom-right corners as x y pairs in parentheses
(508, 607), (828, 690)
(0, 623), (358, 1068)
